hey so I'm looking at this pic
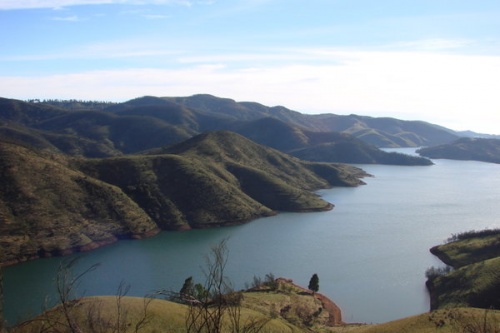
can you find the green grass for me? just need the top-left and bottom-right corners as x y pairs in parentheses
(427, 229), (500, 311)
(431, 232), (500, 268)
(11, 292), (310, 332)
(429, 257), (500, 310)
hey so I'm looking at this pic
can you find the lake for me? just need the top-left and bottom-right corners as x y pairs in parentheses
(4, 149), (500, 325)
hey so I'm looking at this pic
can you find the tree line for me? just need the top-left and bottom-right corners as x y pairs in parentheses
(25, 99), (117, 111)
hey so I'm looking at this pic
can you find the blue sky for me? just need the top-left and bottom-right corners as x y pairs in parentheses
(1, 0), (500, 134)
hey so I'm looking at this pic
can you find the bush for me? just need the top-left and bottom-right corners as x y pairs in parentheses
(425, 266), (453, 280)
(446, 229), (500, 243)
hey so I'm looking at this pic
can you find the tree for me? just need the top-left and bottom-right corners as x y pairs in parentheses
(308, 274), (319, 294)
(184, 239), (234, 333)
(180, 276), (194, 300)
(180, 239), (269, 333)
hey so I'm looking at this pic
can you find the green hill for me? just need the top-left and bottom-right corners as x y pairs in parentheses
(426, 229), (500, 310)
(0, 131), (367, 266)
(228, 117), (432, 165)
(418, 137), (500, 164)
(0, 141), (158, 266)
(165, 94), (460, 148)
(0, 96), (461, 162)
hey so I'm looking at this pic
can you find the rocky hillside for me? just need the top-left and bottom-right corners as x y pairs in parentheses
(0, 131), (367, 266)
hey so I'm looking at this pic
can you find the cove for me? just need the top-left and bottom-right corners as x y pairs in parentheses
(5, 149), (500, 325)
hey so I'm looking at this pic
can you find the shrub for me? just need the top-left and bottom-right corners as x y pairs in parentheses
(425, 266), (453, 280)
(446, 229), (500, 243)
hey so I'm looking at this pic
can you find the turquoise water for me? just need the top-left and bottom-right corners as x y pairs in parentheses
(5, 152), (500, 325)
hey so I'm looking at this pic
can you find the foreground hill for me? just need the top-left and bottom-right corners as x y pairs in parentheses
(418, 137), (500, 164)
(11, 283), (500, 333)
(0, 132), (367, 266)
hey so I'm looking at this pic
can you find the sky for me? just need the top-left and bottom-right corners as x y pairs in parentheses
(1, 0), (500, 134)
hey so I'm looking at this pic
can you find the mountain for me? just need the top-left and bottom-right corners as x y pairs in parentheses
(0, 98), (193, 157)
(229, 117), (432, 165)
(0, 131), (367, 266)
(163, 94), (461, 147)
(457, 130), (500, 139)
(417, 137), (500, 164)
(0, 96), (435, 164)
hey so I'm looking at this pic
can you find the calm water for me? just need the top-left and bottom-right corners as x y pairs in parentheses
(5, 150), (500, 325)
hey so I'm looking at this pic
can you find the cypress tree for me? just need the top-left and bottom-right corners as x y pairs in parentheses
(308, 273), (319, 293)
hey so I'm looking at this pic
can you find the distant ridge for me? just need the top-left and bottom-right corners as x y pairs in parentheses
(418, 137), (500, 164)
(1, 95), (443, 164)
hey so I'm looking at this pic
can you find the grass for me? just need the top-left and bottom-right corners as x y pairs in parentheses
(431, 233), (500, 268)
(429, 257), (500, 309)
(12, 294), (500, 333)
(11, 293), (308, 332)
(427, 229), (500, 311)
(346, 308), (500, 333)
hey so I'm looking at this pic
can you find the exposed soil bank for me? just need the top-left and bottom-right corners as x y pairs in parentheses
(276, 278), (344, 326)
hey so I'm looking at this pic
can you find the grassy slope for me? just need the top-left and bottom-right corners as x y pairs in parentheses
(11, 288), (321, 332)
(0, 141), (158, 265)
(12, 295), (500, 333)
(1, 131), (367, 264)
(427, 230), (500, 310)
(430, 232), (500, 268)
(429, 257), (500, 310)
(81, 131), (367, 229)
(347, 308), (500, 333)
